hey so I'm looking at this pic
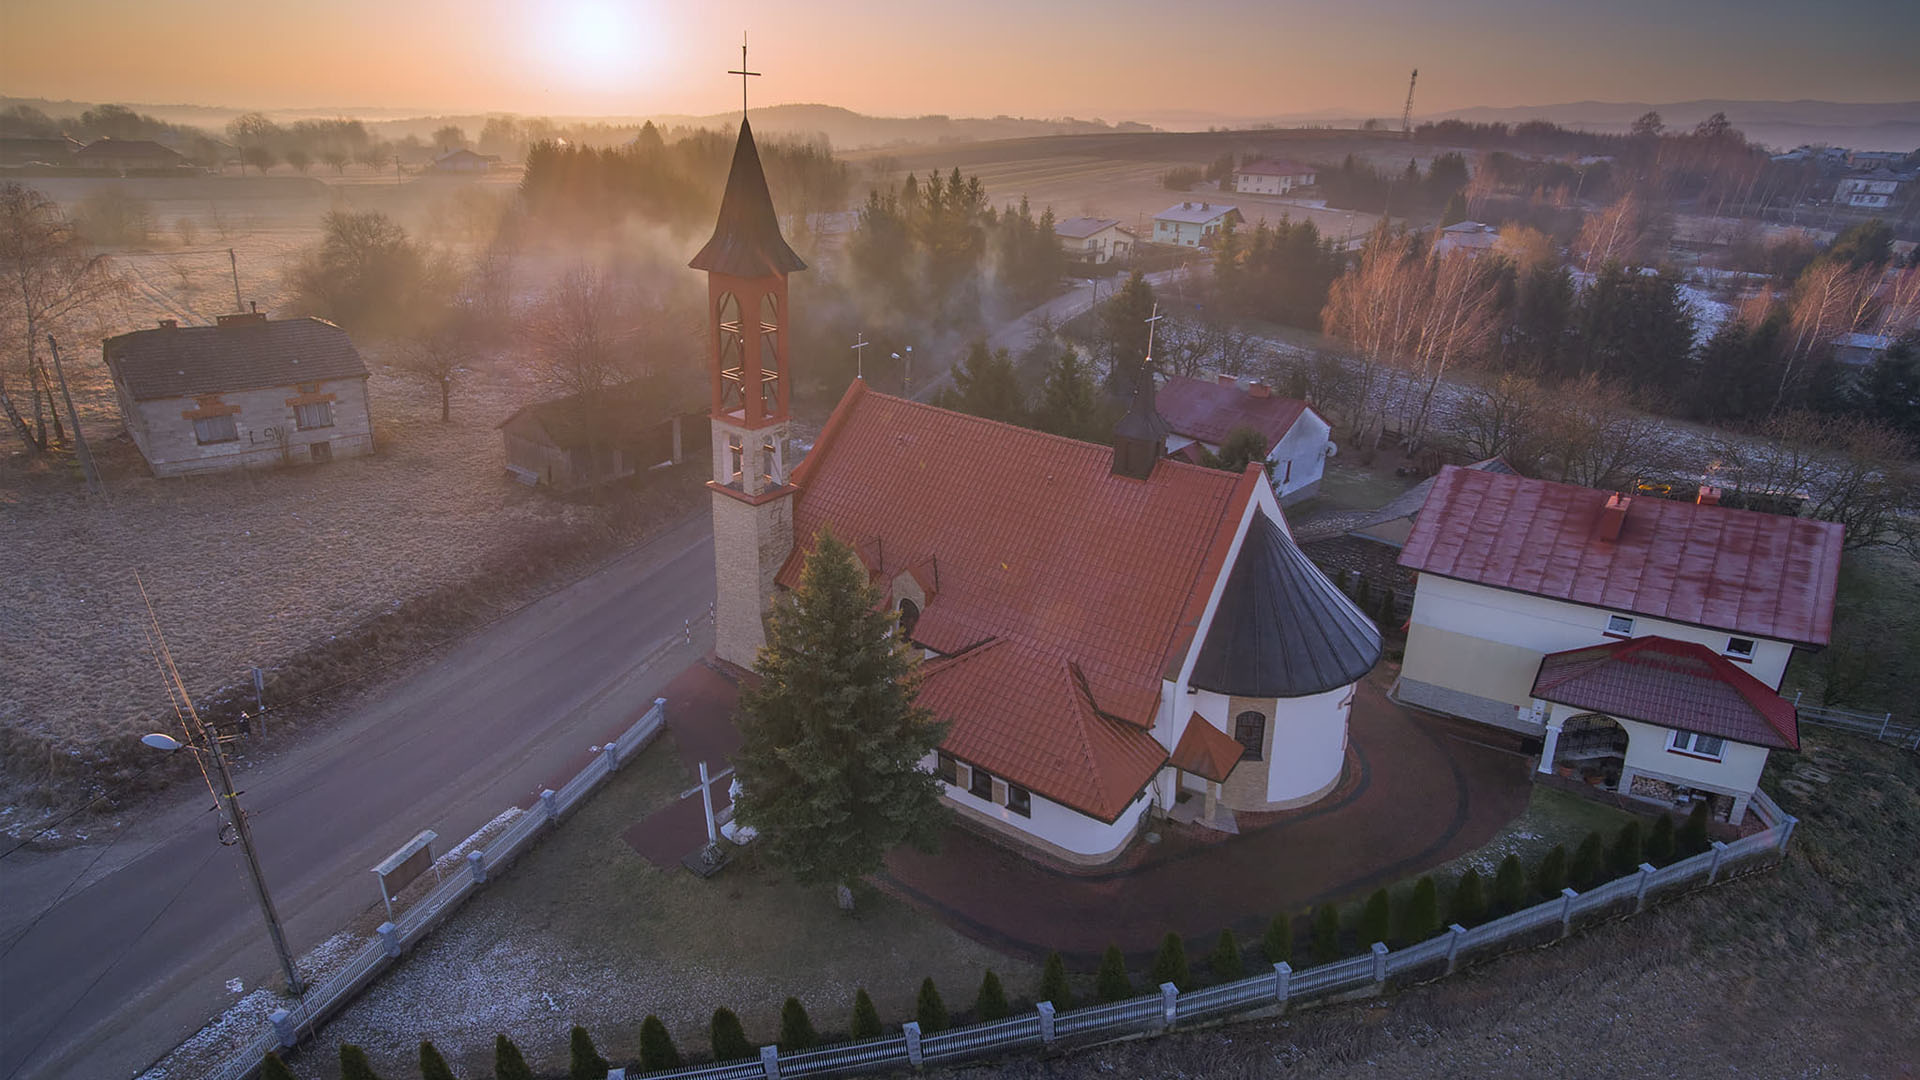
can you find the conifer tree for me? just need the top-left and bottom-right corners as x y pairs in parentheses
(1571, 831), (1606, 889)
(1037, 952), (1073, 1010)
(1262, 914), (1293, 965)
(1534, 844), (1570, 898)
(1095, 945), (1132, 1002)
(1492, 854), (1527, 914)
(1311, 903), (1341, 963)
(1440, 191), (1469, 228)
(1401, 876), (1440, 944)
(418, 1041), (457, 1080)
(1034, 349), (1107, 442)
(974, 969), (1010, 1021)
(1646, 813), (1676, 866)
(339, 1043), (380, 1080)
(1678, 802), (1711, 856)
(710, 1009), (752, 1062)
(945, 340), (1026, 424)
(1149, 932), (1191, 990)
(566, 1025), (608, 1080)
(915, 977), (949, 1032)
(1103, 270), (1157, 384)
(260, 1052), (299, 1080)
(1450, 868), (1487, 926)
(638, 1016), (680, 1071)
(1209, 929), (1245, 980)
(493, 1035), (533, 1080)
(734, 527), (949, 907)
(850, 988), (884, 1040)
(1359, 889), (1391, 946)
(779, 997), (818, 1051)
(1610, 821), (1645, 876)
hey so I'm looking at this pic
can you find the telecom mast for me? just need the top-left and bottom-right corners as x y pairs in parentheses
(1401, 69), (1418, 138)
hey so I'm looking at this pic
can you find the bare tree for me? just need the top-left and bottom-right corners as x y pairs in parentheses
(1710, 412), (1918, 553)
(1573, 192), (1645, 274)
(1449, 372), (1553, 474)
(1544, 374), (1670, 490)
(1321, 229), (1425, 448)
(0, 183), (124, 453)
(1396, 251), (1501, 452)
(225, 112), (279, 175)
(523, 265), (631, 437)
(1776, 261), (1877, 412)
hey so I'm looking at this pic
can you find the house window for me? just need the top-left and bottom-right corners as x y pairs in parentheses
(1725, 637), (1756, 660)
(1605, 615), (1635, 637)
(294, 402), (333, 430)
(968, 765), (995, 800)
(1668, 731), (1726, 761)
(1234, 711), (1266, 761)
(936, 753), (957, 785)
(1006, 783), (1032, 818)
(193, 414), (237, 444)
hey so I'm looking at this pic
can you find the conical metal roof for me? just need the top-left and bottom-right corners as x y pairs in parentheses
(1114, 368), (1170, 442)
(688, 118), (807, 278)
(1190, 509), (1382, 698)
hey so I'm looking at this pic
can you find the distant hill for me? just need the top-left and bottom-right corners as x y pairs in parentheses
(1425, 99), (1920, 152)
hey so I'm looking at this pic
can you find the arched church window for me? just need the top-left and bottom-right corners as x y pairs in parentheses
(898, 598), (921, 638)
(1234, 710), (1266, 761)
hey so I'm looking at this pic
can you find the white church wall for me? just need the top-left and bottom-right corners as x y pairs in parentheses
(1268, 409), (1331, 504)
(1259, 685), (1351, 804)
(926, 751), (1154, 863)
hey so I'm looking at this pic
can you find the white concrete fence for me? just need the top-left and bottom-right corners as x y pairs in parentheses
(209, 763), (1797, 1080)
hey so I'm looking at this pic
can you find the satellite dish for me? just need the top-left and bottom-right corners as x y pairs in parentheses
(141, 732), (184, 752)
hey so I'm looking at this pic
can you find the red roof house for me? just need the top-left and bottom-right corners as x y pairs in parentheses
(1156, 375), (1334, 505)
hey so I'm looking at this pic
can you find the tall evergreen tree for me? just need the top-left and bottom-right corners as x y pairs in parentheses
(1534, 844), (1570, 897)
(1033, 348), (1108, 441)
(974, 969), (1010, 1021)
(567, 1026), (608, 1080)
(493, 1035), (533, 1080)
(1150, 932), (1191, 990)
(1610, 820), (1646, 876)
(1571, 831), (1606, 889)
(1038, 952), (1073, 1009)
(734, 527), (949, 906)
(710, 1009), (752, 1062)
(944, 340), (1026, 423)
(1103, 270), (1157, 388)
(1359, 889), (1392, 946)
(1492, 854), (1528, 914)
(638, 1016), (680, 1071)
(1439, 191), (1469, 228)
(1401, 876), (1440, 944)
(1202, 426), (1270, 473)
(260, 1052), (299, 1080)
(339, 1043), (381, 1080)
(1095, 944), (1133, 1002)
(850, 988), (884, 1040)
(915, 977), (950, 1032)
(1450, 868), (1487, 926)
(779, 997), (819, 1051)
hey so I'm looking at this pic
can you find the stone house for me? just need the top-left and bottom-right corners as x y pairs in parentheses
(103, 314), (373, 476)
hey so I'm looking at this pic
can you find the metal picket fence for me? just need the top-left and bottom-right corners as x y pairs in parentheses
(209, 766), (1797, 1080)
(1790, 692), (1919, 749)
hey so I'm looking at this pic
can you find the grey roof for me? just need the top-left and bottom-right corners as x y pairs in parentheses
(1155, 202), (1239, 225)
(1352, 456), (1515, 543)
(103, 317), (367, 401)
(1190, 509), (1382, 698)
(1113, 372), (1171, 442)
(74, 138), (182, 160)
(1055, 216), (1122, 239)
(688, 119), (807, 278)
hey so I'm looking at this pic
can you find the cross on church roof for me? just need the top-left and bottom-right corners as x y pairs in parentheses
(727, 33), (761, 117)
(1144, 302), (1165, 366)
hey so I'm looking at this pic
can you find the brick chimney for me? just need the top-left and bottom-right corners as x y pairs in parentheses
(1696, 485), (1722, 506)
(1216, 374), (1238, 387)
(1248, 382), (1272, 399)
(216, 311), (267, 327)
(1597, 493), (1631, 541)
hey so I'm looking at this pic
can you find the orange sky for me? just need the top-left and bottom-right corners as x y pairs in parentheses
(5, 0), (1916, 121)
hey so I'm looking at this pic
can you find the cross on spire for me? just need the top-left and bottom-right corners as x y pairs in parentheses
(1144, 302), (1165, 366)
(727, 33), (761, 118)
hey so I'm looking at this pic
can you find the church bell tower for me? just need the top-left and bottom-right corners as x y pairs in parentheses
(692, 112), (807, 668)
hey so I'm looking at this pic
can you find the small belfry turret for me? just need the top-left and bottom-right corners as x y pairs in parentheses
(696, 53), (807, 667)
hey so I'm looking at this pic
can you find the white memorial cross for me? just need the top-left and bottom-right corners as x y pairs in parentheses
(679, 761), (736, 847)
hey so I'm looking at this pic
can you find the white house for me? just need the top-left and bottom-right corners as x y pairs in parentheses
(1433, 221), (1499, 257)
(1232, 159), (1317, 195)
(1835, 169), (1903, 210)
(1153, 202), (1242, 248)
(1155, 374), (1334, 505)
(1394, 467), (1843, 824)
(1054, 216), (1132, 265)
(693, 117), (1382, 867)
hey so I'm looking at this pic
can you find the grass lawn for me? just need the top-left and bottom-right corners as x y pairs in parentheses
(1427, 784), (1637, 881)
(1781, 545), (1920, 718)
(310, 727), (1029, 1079)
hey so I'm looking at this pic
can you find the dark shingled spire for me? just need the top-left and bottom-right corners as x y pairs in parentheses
(1111, 366), (1170, 479)
(1189, 509), (1382, 698)
(689, 118), (807, 278)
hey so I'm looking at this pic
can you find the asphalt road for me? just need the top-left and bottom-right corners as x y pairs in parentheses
(0, 511), (718, 1080)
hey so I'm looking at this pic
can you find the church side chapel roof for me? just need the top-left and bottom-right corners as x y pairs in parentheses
(1169, 713), (1245, 784)
(779, 381), (1259, 821)
(1190, 509), (1383, 698)
(1532, 636), (1799, 750)
(688, 118), (807, 279)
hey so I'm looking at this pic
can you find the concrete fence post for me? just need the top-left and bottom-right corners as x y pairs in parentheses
(759, 1044), (780, 1079)
(376, 921), (401, 958)
(1634, 863), (1656, 912)
(1559, 888), (1578, 938)
(607, 1069), (626, 1080)
(1273, 961), (1292, 1005)
(602, 741), (621, 772)
(902, 1021), (923, 1066)
(540, 788), (559, 822)
(1160, 982), (1179, 1027)
(467, 849), (487, 885)
(1444, 924), (1468, 973)
(268, 1008), (298, 1048)
(1370, 942), (1388, 985)
(1036, 1001), (1056, 1044)
(1776, 815), (1798, 853)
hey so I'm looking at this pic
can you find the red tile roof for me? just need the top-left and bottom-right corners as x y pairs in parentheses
(1169, 713), (1245, 783)
(1400, 467), (1844, 646)
(778, 381), (1257, 820)
(1532, 637), (1799, 750)
(1156, 375), (1316, 450)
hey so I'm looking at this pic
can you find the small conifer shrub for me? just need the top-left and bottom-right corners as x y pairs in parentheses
(1450, 868), (1487, 926)
(1037, 952), (1073, 1009)
(1149, 932), (1190, 990)
(974, 969), (1010, 1021)
(1095, 945), (1133, 1002)
(916, 976), (949, 1032)
(849, 989), (884, 1040)
(1262, 914), (1292, 965)
(1311, 903), (1342, 963)
(710, 1008), (752, 1062)
(779, 997), (818, 1051)
(1359, 888), (1391, 946)
(638, 1016), (681, 1071)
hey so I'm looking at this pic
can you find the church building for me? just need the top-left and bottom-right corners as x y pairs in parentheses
(695, 118), (1382, 866)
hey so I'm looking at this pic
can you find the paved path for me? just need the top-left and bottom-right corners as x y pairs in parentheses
(0, 512), (718, 1080)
